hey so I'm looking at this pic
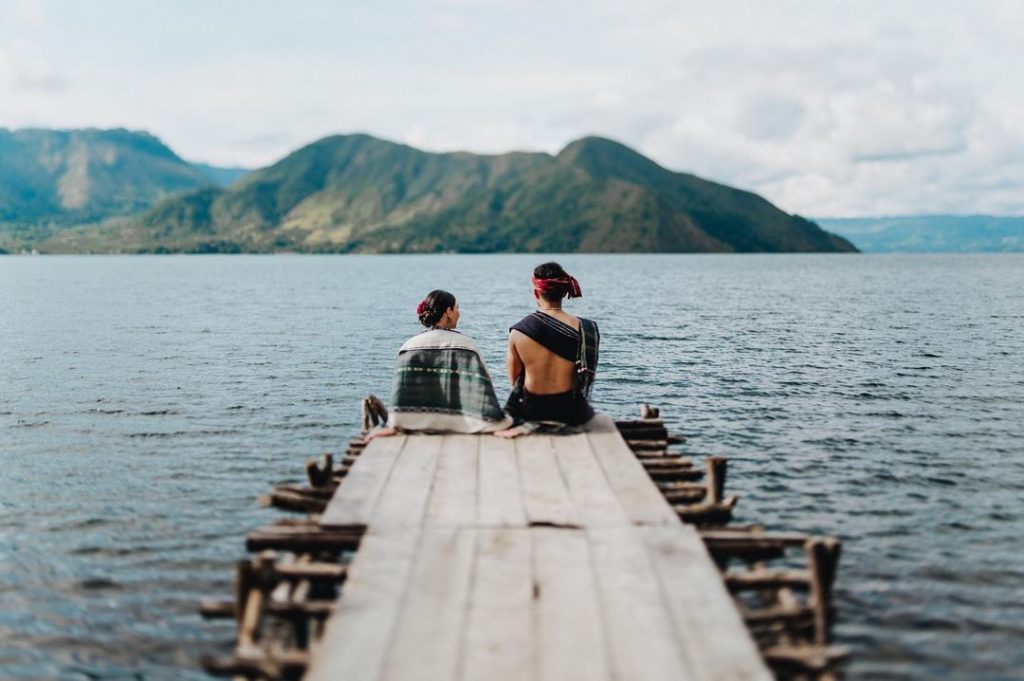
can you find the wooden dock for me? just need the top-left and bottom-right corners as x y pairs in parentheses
(200, 406), (848, 680)
(306, 414), (769, 681)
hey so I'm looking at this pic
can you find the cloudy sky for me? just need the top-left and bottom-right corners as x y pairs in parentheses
(1, 0), (1021, 216)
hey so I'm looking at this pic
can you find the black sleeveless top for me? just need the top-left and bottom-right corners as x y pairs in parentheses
(509, 311), (580, 362)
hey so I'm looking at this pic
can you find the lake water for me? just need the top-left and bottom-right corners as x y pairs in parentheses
(1, 254), (1022, 680)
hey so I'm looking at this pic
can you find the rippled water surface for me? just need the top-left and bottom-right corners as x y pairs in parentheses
(2, 254), (1023, 680)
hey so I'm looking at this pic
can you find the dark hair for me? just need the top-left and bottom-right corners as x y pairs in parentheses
(418, 289), (456, 327)
(533, 261), (569, 302)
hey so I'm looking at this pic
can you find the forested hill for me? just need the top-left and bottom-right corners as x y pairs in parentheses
(0, 128), (212, 226)
(39, 134), (856, 254)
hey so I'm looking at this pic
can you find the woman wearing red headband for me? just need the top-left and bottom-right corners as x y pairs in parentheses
(497, 262), (600, 437)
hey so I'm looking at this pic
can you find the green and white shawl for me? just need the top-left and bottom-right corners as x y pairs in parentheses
(387, 329), (513, 433)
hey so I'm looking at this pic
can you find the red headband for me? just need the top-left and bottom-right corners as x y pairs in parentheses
(532, 274), (582, 299)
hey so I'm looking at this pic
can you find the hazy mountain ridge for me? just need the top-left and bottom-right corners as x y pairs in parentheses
(190, 162), (251, 187)
(816, 216), (1024, 253)
(0, 128), (250, 251)
(40, 133), (855, 254)
(0, 128), (209, 225)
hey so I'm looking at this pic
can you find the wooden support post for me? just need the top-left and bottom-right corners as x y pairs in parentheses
(725, 568), (812, 591)
(618, 425), (669, 440)
(641, 457), (694, 470)
(742, 604), (814, 625)
(648, 467), (705, 482)
(360, 398), (371, 435)
(261, 489), (330, 514)
(615, 418), (664, 428)
(237, 556), (271, 648)
(625, 439), (675, 451)
(246, 526), (363, 554)
(305, 454), (334, 488)
(761, 644), (849, 676)
(705, 457), (727, 505)
(639, 403), (660, 419)
(661, 487), (706, 504)
(234, 559), (254, 629)
(273, 484), (335, 500)
(199, 598), (236, 619)
(360, 394), (388, 434)
(274, 562), (348, 582)
(634, 449), (673, 459)
(806, 537), (842, 645)
(674, 496), (737, 526)
(202, 648), (310, 678)
(700, 529), (809, 547)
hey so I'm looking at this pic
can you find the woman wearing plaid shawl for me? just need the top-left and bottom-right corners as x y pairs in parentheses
(372, 290), (512, 437)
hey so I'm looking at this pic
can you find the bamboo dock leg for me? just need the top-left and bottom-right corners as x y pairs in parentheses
(807, 537), (841, 646)
(706, 456), (727, 505)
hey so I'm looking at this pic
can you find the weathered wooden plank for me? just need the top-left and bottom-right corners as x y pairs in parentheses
(585, 414), (679, 526)
(304, 528), (420, 681)
(426, 434), (479, 526)
(551, 433), (628, 527)
(515, 435), (578, 527)
(533, 528), (611, 681)
(641, 525), (773, 681)
(319, 435), (406, 528)
(380, 528), (477, 681)
(477, 436), (527, 526)
(461, 529), (534, 681)
(372, 434), (443, 528)
(588, 527), (690, 681)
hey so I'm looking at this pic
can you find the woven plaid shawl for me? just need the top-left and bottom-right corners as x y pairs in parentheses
(387, 329), (512, 433)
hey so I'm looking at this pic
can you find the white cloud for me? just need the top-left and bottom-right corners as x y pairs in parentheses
(1, 0), (1022, 216)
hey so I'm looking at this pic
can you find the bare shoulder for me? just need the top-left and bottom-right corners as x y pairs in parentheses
(509, 328), (535, 349)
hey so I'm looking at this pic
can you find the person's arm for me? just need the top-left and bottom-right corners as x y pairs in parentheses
(507, 331), (524, 386)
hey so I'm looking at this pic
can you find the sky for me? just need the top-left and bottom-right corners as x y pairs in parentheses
(1, 0), (1022, 217)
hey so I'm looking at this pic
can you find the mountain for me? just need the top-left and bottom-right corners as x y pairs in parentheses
(40, 133), (855, 254)
(0, 128), (215, 228)
(0, 128), (257, 252)
(815, 216), (1024, 253)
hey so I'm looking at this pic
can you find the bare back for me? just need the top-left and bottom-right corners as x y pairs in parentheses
(507, 311), (580, 395)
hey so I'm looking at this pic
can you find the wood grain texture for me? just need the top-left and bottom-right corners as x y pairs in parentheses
(460, 529), (534, 681)
(585, 414), (679, 526)
(588, 527), (692, 681)
(551, 433), (628, 527)
(642, 525), (773, 681)
(426, 434), (479, 526)
(304, 528), (420, 681)
(476, 436), (527, 527)
(515, 436), (578, 527)
(372, 434), (443, 528)
(319, 435), (406, 529)
(532, 528), (611, 681)
(381, 528), (478, 681)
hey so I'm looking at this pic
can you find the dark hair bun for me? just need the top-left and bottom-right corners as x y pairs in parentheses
(418, 289), (456, 327)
